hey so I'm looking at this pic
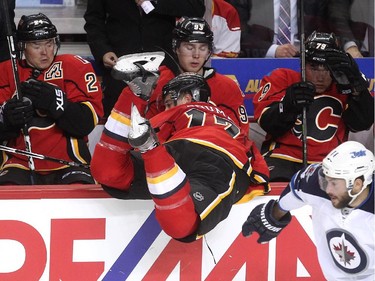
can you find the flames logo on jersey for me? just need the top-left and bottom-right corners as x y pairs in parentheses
(326, 229), (367, 274)
(44, 61), (63, 80)
(257, 82), (271, 101)
(292, 95), (343, 142)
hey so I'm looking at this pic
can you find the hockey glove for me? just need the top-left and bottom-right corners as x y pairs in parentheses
(128, 105), (159, 153)
(325, 50), (369, 95)
(21, 79), (68, 119)
(281, 82), (315, 114)
(0, 96), (33, 128)
(242, 199), (291, 243)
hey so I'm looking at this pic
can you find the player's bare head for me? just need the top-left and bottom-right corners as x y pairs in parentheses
(319, 141), (374, 208)
(162, 72), (210, 110)
(17, 13), (60, 69)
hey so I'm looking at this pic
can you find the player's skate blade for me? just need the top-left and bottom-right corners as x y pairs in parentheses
(128, 105), (159, 152)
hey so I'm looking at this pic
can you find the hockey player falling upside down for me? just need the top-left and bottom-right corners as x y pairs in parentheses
(91, 70), (267, 242)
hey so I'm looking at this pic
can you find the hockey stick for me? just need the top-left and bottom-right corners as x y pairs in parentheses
(0, 145), (90, 169)
(1, 0), (36, 182)
(155, 46), (183, 76)
(299, 0), (308, 167)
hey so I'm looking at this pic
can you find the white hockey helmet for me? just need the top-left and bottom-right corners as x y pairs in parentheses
(321, 141), (374, 190)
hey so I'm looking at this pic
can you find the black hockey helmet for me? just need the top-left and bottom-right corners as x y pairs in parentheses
(305, 31), (340, 63)
(17, 13), (60, 60)
(172, 17), (213, 51)
(162, 72), (211, 103)
(17, 13), (59, 42)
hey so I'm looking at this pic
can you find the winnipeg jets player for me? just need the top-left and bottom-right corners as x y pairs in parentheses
(242, 141), (374, 280)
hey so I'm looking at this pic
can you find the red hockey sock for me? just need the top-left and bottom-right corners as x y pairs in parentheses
(91, 136), (134, 190)
(141, 145), (174, 174)
(154, 193), (199, 239)
(142, 145), (199, 239)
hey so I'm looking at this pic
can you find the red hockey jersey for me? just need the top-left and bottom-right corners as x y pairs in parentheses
(0, 55), (103, 171)
(93, 92), (253, 189)
(145, 66), (250, 145)
(114, 66), (269, 193)
(151, 102), (252, 172)
(253, 68), (350, 163)
(211, 0), (241, 58)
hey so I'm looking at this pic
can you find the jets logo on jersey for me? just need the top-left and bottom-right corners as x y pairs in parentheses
(326, 229), (367, 274)
(300, 163), (319, 182)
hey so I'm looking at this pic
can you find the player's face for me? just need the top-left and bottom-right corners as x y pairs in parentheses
(163, 92), (192, 110)
(163, 94), (176, 110)
(322, 176), (351, 208)
(24, 39), (56, 70)
(176, 42), (210, 75)
(306, 63), (333, 93)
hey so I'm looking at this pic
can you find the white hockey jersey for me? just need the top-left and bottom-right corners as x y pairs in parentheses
(278, 163), (374, 281)
(211, 0), (241, 57)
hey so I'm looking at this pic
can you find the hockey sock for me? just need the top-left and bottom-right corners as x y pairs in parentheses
(142, 145), (199, 239)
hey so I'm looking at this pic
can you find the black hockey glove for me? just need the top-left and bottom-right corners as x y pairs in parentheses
(280, 82), (315, 114)
(242, 199), (291, 244)
(0, 96), (33, 128)
(325, 49), (369, 95)
(21, 79), (68, 119)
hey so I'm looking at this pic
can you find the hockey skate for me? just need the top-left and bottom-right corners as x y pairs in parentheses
(111, 52), (165, 100)
(128, 105), (159, 153)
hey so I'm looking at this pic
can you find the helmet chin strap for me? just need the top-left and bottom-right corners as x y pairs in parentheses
(347, 184), (368, 207)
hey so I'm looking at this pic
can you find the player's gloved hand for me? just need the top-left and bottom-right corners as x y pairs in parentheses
(128, 105), (159, 153)
(21, 79), (68, 119)
(325, 49), (369, 95)
(242, 199), (291, 244)
(0, 96), (33, 128)
(281, 81), (315, 113)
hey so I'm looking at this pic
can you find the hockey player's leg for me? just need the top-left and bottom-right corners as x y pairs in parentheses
(91, 133), (135, 190)
(128, 106), (199, 239)
(141, 145), (199, 240)
(91, 94), (145, 190)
